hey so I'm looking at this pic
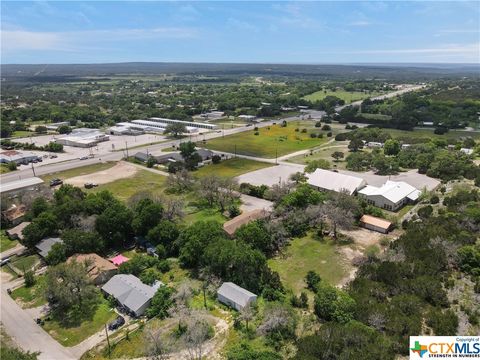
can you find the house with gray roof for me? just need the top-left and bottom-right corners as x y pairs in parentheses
(102, 274), (162, 317)
(217, 282), (257, 311)
(35, 237), (63, 258)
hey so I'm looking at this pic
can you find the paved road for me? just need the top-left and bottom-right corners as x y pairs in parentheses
(0, 115), (303, 185)
(0, 243), (26, 260)
(1, 282), (76, 360)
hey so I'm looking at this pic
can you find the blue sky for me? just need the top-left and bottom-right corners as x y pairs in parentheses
(1, 1), (479, 64)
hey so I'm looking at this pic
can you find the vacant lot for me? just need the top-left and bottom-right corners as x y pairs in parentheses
(11, 274), (47, 308)
(41, 162), (117, 182)
(236, 163), (305, 187)
(91, 169), (167, 201)
(43, 296), (116, 347)
(287, 141), (350, 168)
(268, 234), (350, 293)
(303, 89), (382, 103)
(203, 122), (329, 158)
(194, 158), (273, 178)
(64, 161), (138, 187)
(387, 128), (480, 141)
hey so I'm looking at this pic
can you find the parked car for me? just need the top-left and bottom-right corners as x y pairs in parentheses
(50, 178), (63, 187)
(37, 158), (43, 162)
(84, 182), (98, 189)
(79, 156), (89, 160)
(35, 318), (45, 326)
(49, 154), (58, 159)
(108, 316), (125, 331)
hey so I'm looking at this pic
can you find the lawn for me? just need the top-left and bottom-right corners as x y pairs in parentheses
(303, 89), (382, 103)
(43, 297), (117, 347)
(10, 254), (40, 273)
(203, 122), (329, 158)
(287, 142), (350, 169)
(193, 158), (273, 178)
(91, 170), (167, 201)
(11, 130), (35, 138)
(0, 231), (18, 252)
(268, 234), (350, 293)
(0, 164), (14, 174)
(11, 274), (47, 308)
(41, 162), (117, 183)
(183, 207), (228, 225)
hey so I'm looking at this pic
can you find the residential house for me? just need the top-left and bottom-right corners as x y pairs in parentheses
(358, 180), (421, 211)
(223, 209), (269, 237)
(68, 253), (118, 285)
(35, 237), (63, 258)
(217, 282), (257, 311)
(102, 274), (162, 316)
(306, 169), (366, 196)
(2, 204), (26, 226)
(5, 221), (30, 241)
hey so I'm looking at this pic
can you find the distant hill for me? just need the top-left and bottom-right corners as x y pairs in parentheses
(1, 62), (479, 82)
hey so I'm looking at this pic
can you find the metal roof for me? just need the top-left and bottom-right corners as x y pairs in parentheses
(102, 274), (160, 314)
(1, 177), (44, 194)
(35, 237), (63, 258)
(217, 282), (257, 308)
(359, 180), (420, 204)
(306, 169), (366, 195)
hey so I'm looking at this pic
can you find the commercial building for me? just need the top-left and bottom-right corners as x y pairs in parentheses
(223, 209), (270, 237)
(238, 115), (257, 122)
(217, 282), (257, 311)
(107, 125), (144, 136)
(0, 150), (39, 165)
(194, 111), (225, 120)
(0, 177), (44, 196)
(35, 237), (63, 258)
(360, 215), (393, 234)
(55, 128), (109, 148)
(358, 180), (421, 211)
(306, 169), (366, 196)
(67, 253), (117, 285)
(102, 274), (162, 317)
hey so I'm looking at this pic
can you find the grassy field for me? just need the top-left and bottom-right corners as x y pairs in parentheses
(0, 164), (14, 174)
(268, 234), (350, 293)
(388, 128), (480, 140)
(0, 231), (18, 252)
(287, 142), (350, 169)
(11, 130), (35, 138)
(11, 274), (47, 308)
(10, 254), (40, 273)
(203, 122), (329, 158)
(193, 158), (273, 178)
(41, 162), (117, 182)
(43, 297), (117, 347)
(90, 170), (167, 201)
(303, 89), (381, 103)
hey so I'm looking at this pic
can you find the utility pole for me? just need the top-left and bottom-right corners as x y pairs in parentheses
(104, 324), (111, 358)
(275, 148), (278, 165)
(31, 162), (36, 177)
(222, 124), (225, 138)
(234, 144), (237, 158)
(125, 141), (129, 158)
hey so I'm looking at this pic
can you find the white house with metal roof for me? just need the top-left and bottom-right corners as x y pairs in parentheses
(306, 168), (366, 196)
(217, 282), (257, 311)
(358, 180), (421, 211)
(102, 274), (162, 317)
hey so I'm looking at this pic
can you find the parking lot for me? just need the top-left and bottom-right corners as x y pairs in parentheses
(12, 133), (168, 169)
(235, 163), (306, 186)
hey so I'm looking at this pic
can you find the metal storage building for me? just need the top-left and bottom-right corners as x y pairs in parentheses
(306, 169), (366, 195)
(217, 282), (257, 311)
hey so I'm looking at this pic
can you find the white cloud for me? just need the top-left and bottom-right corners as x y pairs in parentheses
(1, 27), (199, 53)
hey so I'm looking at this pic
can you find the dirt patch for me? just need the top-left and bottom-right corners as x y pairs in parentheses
(64, 161), (138, 187)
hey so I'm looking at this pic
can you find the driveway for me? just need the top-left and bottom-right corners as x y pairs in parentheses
(240, 194), (273, 212)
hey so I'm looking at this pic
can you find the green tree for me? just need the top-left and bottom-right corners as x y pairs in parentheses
(314, 284), (356, 324)
(235, 220), (272, 254)
(24, 270), (36, 287)
(383, 139), (400, 156)
(131, 198), (164, 236)
(164, 122), (187, 138)
(44, 262), (99, 324)
(45, 243), (67, 266)
(146, 156), (156, 168)
(146, 286), (174, 318)
(146, 220), (180, 254)
(348, 138), (364, 152)
(179, 141), (196, 159)
(95, 203), (133, 247)
(62, 229), (105, 254)
(305, 159), (331, 173)
(7, 162), (17, 171)
(305, 271), (321, 291)
(331, 151), (344, 162)
(57, 125), (72, 134)
(35, 125), (47, 134)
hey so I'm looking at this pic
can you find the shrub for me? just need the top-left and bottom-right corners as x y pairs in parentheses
(327, 132), (333, 137)
(335, 133), (348, 141)
(430, 195), (440, 204)
(322, 124), (331, 131)
(254, 131), (259, 136)
(315, 121), (322, 128)
(212, 155), (221, 164)
(294, 128), (299, 132)
(310, 133), (317, 138)
(301, 128), (308, 133)
(417, 205), (433, 219)
(7, 162), (17, 171)
(24, 270), (36, 287)
(305, 271), (321, 291)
